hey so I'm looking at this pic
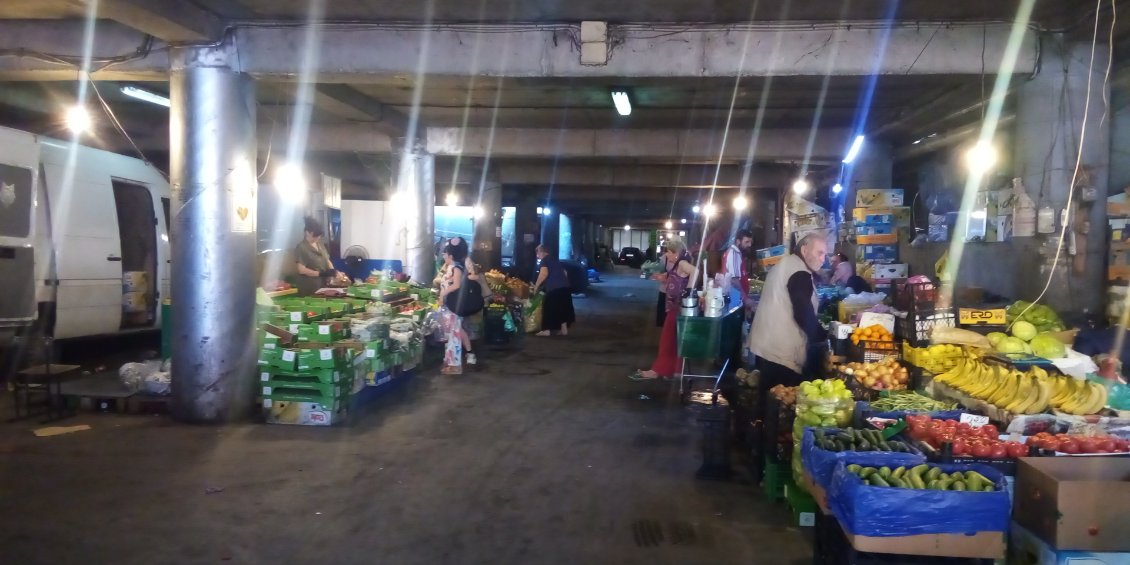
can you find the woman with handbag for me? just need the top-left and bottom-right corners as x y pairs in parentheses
(531, 244), (575, 337)
(438, 239), (479, 374)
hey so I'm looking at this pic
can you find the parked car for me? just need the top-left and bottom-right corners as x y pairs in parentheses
(617, 246), (644, 268)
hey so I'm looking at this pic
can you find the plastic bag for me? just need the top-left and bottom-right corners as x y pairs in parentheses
(828, 461), (1011, 536)
(143, 371), (171, 395)
(119, 360), (162, 393)
(801, 427), (924, 490)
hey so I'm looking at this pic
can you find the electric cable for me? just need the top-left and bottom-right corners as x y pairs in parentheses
(86, 75), (169, 180)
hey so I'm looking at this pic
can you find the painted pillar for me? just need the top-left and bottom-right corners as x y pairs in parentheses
(1012, 35), (1109, 312)
(169, 41), (257, 423)
(397, 146), (435, 285)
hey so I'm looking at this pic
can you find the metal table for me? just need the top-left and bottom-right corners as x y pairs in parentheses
(676, 305), (743, 396)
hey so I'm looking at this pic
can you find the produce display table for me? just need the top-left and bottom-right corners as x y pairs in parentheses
(675, 305), (742, 396)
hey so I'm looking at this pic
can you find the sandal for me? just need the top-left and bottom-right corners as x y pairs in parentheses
(535, 330), (551, 337)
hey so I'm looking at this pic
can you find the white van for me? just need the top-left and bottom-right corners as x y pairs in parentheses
(0, 126), (170, 343)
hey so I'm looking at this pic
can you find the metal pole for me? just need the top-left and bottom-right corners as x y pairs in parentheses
(169, 42), (258, 423)
(404, 150), (435, 285)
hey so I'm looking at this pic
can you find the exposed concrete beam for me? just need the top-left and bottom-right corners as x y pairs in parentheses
(0, 20), (169, 81)
(495, 163), (790, 189)
(0, 21), (1037, 81)
(428, 127), (854, 162)
(312, 84), (414, 138)
(236, 23), (1037, 79)
(81, 0), (224, 42)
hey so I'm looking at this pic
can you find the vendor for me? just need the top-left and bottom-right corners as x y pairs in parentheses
(294, 217), (338, 296)
(722, 229), (753, 309)
(748, 231), (828, 428)
(830, 252), (871, 294)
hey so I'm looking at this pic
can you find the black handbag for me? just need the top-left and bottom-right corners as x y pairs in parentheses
(444, 265), (484, 316)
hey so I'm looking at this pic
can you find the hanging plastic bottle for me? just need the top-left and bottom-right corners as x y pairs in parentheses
(1011, 178), (1036, 237)
(1037, 201), (1056, 234)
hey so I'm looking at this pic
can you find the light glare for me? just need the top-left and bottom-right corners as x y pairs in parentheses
(965, 141), (998, 175)
(732, 195), (748, 210)
(842, 135), (866, 164)
(792, 179), (810, 194)
(274, 162), (307, 203)
(65, 105), (91, 134)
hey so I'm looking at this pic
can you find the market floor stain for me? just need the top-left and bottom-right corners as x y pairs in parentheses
(0, 269), (811, 565)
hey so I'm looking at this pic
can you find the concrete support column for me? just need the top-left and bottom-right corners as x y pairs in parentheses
(169, 42), (258, 423)
(397, 147), (435, 285)
(1012, 35), (1110, 312)
(844, 141), (894, 200)
(513, 197), (540, 278)
(472, 180), (502, 270)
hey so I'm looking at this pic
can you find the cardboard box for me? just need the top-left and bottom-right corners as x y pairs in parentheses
(756, 244), (787, 260)
(794, 213), (829, 231)
(871, 263), (908, 281)
(261, 374), (347, 398)
(296, 347), (344, 371)
(843, 529), (1005, 559)
(1009, 522), (1130, 565)
(856, 244), (898, 264)
(263, 399), (345, 426)
(856, 224), (898, 245)
(257, 347), (297, 372)
(758, 255), (783, 269)
(855, 188), (904, 208)
(1013, 457), (1130, 552)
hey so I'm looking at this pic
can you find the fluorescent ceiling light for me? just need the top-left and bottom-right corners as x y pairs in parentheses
(536, 206), (543, 215)
(121, 85), (170, 108)
(842, 135), (865, 164)
(611, 90), (632, 116)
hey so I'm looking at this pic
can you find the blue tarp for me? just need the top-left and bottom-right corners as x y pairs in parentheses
(801, 427), (924, 490)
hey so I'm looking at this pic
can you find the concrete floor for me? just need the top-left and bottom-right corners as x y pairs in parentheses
(0, 269), (811, 565)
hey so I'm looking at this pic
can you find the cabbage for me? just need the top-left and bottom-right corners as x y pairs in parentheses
(986, 332), (1008, 347)
(1029, 333), (1067, 359)
(1011, 320), (1038, 341)
(996, 336), (1028, 354)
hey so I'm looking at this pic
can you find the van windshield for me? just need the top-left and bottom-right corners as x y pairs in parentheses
(0, 164), (32, 238)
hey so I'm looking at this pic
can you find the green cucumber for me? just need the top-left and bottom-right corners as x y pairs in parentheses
(858, 467), (877, 479)
(868, 475), (890, 487)
(846, 464), (862, 474)
(878, 466), (892, 479)
(892, 466), (907, 479)
(952, 481), (967, 491)
(925, 467), (943, 482)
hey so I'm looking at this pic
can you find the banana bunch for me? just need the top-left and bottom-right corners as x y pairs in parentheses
(934, 359), (1108, 416)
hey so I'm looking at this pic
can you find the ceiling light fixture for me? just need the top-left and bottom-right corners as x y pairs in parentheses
(445, 192), (458, 206)
(680, 218), (687, 224)
(64, 105), (91, 134)
(623, 224), (631, 231)
(543, 206), (551, 215)
(692, 204), (701, 214)
(832, 183), (844, 195)
(792, 178), (810, 195)
(842, 135), (866, 164)
(664, 220), (673, 229)
(611, 90), (632, 116)
(732, 195), (748, 211)
(472, 205), (484, 219)
(965, 140), (997, 176)
(678, 230), (686, 236)
(536, 206), (544, 215)
(702, 203), (717, 217)
(120, 85), (170, 108)
(274, 162), (307, 203)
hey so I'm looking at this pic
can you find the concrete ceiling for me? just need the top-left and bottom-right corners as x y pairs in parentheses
(0, 0), (1118, 227)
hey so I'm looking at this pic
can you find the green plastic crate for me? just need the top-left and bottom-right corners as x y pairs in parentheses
(763, 456), (791, 502)
(676, 308), (742, 359)
(784, 481), (817, 527)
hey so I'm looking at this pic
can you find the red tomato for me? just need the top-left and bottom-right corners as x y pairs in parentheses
(971, 443), (993, 458)
(1113, 440), (1129, 452)
(957, 422), (972, 433)
(1042, 439), (1060, 452)
(1095, 439), (1115, 452)
(981, 424), (999, 438)
(1006, 442), (1027, 459)
(1059, 440), (1080, 454)
(1076, 438), (1097, 454)
(952, 439), (969, 456)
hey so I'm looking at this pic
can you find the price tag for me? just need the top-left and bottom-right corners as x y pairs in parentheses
(289, 324), (300, 334)
(366, 349), (376, 358)
(959, 413), (990, 428)
(282, 350), (296, 362)
(262, 399), (272, 408)
(332, 371), (341, 383)
(262, 343), (276, 350)
(262, 386), (272, 395)
(320, 349), (333, 361)
(318, 325), (330, 335)
(260, 372), (270, 382)
(959, 308), (1006, 325)
(290, 311), (302, 322)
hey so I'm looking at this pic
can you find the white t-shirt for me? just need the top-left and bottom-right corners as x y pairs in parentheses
(723, 244), (743, 280)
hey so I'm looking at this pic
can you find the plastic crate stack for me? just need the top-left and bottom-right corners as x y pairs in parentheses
(257, 298), (365, 426)
(850, 189), (905, 294)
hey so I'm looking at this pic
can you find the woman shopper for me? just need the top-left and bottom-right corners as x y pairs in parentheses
(631, 236), (697, 381)
(531, 244), (575, 336)
(438, 239), (476, 374)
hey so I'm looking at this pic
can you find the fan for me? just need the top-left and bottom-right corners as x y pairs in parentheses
(342, 245), (370, 280)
